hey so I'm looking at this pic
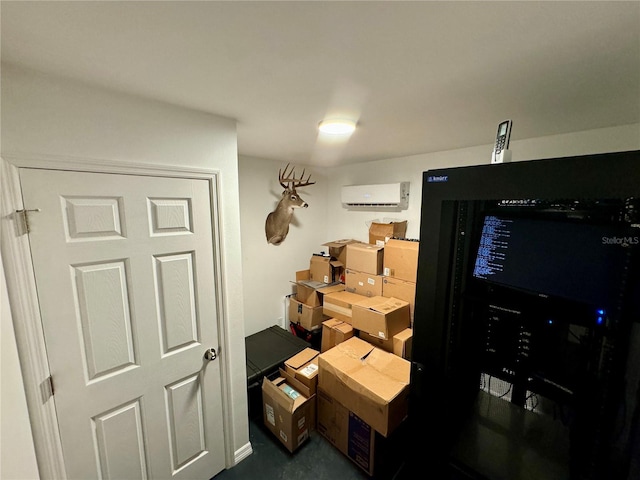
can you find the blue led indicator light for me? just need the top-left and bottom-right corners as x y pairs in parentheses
(596, 308), (606, 325)
(547, 319), (553, 325)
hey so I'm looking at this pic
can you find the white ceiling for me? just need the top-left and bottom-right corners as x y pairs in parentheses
(2, 1), (639, 167)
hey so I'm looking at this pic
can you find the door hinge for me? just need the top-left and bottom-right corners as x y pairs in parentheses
(14, 208), (41, 235)
(41, 375), (54, 401)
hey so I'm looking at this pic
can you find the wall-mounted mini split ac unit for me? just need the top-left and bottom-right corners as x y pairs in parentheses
(341, 182), (410, 209)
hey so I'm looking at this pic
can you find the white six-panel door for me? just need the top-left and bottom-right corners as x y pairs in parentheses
(20, 168), (226, 480)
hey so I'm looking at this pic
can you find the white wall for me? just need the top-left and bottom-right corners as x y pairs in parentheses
(238, 156), (328, 336)
(1, 64), (249, 476)
(1, 254), (40, 480)
(325, 124), (640, 242)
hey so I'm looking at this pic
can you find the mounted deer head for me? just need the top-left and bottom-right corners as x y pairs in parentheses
(265, 163), (316, 245)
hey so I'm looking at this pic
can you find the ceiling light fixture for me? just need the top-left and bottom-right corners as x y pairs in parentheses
(318, 119), (357, 135)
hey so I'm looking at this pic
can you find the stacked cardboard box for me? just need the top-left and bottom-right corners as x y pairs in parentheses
(383, 238), (419, 283)
(358, 328), (412, 360)
(322, 238), (361, 266)
(318, 337), (411, 437)
(284, 347), (320, 392)
(316, 388), (409, 477)
(322, 290), (368, 324)
(309, 255), (343, 284)
(321, 319), (354, 353)
(344, 268), (384, 297)
(273, 235), (418, 469)
(352, 296), (410, 341)
(368, 220), (407, 247)
(289, 270), (344, 332)
(381, 238), (419, 324)
(346, 242), (384, 275)
(382, 276), (416, 324)
(320, 239), (415, 354)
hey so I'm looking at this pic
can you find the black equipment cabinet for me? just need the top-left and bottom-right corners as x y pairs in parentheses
(407, 151), (640, 480)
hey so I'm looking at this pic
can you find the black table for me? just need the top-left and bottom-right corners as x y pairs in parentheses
(245, 325), (310, 387)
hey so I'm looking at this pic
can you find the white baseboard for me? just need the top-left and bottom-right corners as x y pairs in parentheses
(234, 441), (253, 465)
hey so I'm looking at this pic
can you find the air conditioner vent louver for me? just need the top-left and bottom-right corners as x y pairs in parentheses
(341, 182), (409, 210)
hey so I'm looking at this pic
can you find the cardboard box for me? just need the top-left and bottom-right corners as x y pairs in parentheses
(351, 296), (410, 341)
(317, 388), (409, 478)
(383, 239), (419, 283)
(310, 255), (344, 284)
(293, 270), (345, 307)
(284, 348), (320, 392)
(289, 296), (327, 331)
(345, 269), (384, 297)
(346, 243), (384, 275)
(321, 319), (354, 353)
(318, 337), (411, 436)
(358, 330), (394, 353)
(262, 368), (314, 453)
(322, 291), (368, 324)
(393, 328), (413, 360)
(368, 221), (407, 247)
(317, 388), (376, 475)
(382, 277), (416, 324)
(322, 239), (361, 265)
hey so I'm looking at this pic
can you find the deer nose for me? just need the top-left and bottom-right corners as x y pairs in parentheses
(302, 202), (308, 208)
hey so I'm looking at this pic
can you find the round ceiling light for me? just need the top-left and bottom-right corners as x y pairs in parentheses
(318, 119), (357, 135)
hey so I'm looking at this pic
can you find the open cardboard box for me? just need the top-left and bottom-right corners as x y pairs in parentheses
(368, 220), (407, 247)
(359, 328), (413, 360)
(262, 368), (315, 453)
(322, 238), (361, 265)
(318, 336), (410, 437)
(309, 255), (344, 284)
(284, 347), (320, 392)
(293, 270), (345, 307)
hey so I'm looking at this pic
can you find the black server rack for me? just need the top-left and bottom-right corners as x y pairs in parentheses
(406, 150), (640, 480)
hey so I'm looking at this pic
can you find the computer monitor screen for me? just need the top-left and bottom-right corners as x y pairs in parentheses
(472, 214), (634, 308)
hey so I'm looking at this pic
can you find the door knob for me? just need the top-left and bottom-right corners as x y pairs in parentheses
(204, 348), (217, 361)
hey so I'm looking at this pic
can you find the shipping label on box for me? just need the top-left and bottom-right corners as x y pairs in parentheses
(262, 369), (314, 453)
(346, 243), (384, 275)
(284, 347), (320, 392)
(351, 296), (410, 340)
(322, 291), (369, 324)
(368, 221), (407, 247)
(345, 269), (383, 298)
(321, 318), (354, 353)
(382, 239), (419, 283)
(289, 296), (327, 331)
(318, 337), (411, 437)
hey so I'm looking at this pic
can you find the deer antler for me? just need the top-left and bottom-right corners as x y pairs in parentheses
(278, 163), (316, 190)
